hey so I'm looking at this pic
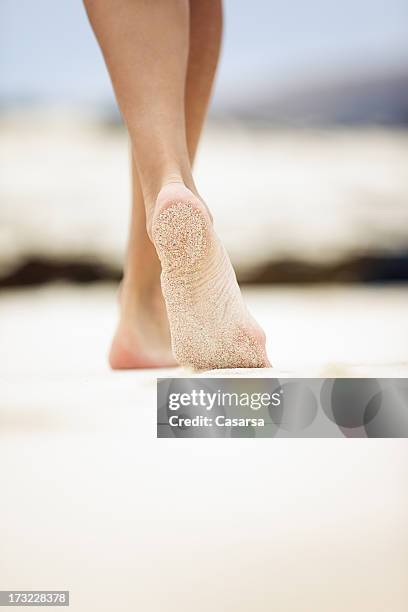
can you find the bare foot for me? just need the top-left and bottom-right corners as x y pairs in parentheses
(151, 184), (271, 370)
(109, 284), (177, 369)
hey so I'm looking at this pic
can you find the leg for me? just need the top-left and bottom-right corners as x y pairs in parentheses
(185, 0), (223, 161)
(109, 151), (175, 368)
(84, 0), (270, 370)
(84, 0), (195, 223)
(108, 0), (223, 368)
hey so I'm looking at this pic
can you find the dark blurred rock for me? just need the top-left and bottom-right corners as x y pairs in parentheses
(1, 251), (407, 289)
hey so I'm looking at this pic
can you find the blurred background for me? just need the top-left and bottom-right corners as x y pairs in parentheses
(1, 4), (408, 611)
(1, 0), (408, 285)
(0, 0), (407, 373)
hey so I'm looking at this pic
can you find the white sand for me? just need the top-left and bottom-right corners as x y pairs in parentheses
(1, 116), (407, 276)
(0, 284), (407, 610)
(1, 283), (406, 384)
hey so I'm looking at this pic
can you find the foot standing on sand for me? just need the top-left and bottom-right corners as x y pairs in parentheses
(84, 0), (270, 370)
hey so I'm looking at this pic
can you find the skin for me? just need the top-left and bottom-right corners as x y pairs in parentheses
(84, 0), (222, 368)
(84, 0), (269, 369)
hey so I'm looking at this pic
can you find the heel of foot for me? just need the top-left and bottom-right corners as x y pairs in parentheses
(152, 201), (210, 270)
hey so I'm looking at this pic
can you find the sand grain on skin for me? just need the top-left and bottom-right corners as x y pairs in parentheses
(153, 201), (269, 370)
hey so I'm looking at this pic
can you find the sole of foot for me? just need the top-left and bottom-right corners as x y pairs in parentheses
(152, 184), (271, 371)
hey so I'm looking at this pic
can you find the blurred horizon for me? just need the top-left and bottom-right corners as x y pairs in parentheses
(1, 0), (407, 288)
(1, 0), (408, 125)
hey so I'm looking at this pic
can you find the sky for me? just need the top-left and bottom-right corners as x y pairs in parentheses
(1, 0), (407, 110)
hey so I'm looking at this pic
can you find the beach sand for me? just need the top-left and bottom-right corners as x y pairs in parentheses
(1, 115), (407, 609)
(0, 284), (407, 611)
(1, 283), (407, 386)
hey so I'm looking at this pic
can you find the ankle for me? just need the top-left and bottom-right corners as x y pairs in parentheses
(142, 168), (196, 209)
(120, 275), (162, 311)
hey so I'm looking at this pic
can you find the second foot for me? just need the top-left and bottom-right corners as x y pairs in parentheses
(109, 284), (177, 370)
(152, 184), (271, 371)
